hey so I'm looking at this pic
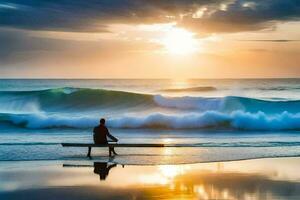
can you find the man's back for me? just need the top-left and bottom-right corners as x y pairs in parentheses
(92, 118), (118, 157)
(93, 125), (108, 144)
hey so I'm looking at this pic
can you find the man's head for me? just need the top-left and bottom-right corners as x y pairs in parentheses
(100, 118), (105, 125)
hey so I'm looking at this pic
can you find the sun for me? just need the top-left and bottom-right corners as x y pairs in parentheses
(162, 28), (198, 55)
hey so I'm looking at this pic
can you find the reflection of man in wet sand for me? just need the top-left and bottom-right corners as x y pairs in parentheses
(93, 118), (118, 157)
(94, 162), (117, 180)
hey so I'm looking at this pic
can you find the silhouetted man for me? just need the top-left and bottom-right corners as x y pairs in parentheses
(92, 118), (118, 157)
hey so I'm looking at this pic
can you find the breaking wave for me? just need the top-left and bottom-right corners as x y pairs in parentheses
(0, 87), (154, 112)
(1, 111), (300, 131)
(1, 87), (300, 113)
(0, 87), (300, 131)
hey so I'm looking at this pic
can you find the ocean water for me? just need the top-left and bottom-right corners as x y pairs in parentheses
(1, 79), (300, 164)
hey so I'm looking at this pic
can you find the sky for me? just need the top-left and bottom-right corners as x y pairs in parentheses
(0, 0), (299, 79)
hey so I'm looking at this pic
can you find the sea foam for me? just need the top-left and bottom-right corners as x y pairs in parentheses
(2, 111), (300, 131)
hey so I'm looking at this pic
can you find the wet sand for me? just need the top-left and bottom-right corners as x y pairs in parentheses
(1, 157), (300, 200)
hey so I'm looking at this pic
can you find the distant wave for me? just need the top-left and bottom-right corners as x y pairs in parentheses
(1, 87), (300, 114)
(257, 86), (300, 91)
(154, 95), (300, 113)
(2, 111), (300, 131)
(160, 86), (217, 92)
(160, 86), (300, 92)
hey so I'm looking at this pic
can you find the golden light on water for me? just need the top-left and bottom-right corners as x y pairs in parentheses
(138, 165), (190, 185)
(158, 165), (189, 178)
(4, 158), (300, 199)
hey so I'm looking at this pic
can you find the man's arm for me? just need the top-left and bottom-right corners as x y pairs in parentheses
(106, 128), (118, 142)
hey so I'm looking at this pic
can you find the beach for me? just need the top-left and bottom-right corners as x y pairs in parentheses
(1, 157), (300, 200)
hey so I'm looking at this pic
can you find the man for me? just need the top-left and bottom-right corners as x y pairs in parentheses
(92, 118), (118, 157)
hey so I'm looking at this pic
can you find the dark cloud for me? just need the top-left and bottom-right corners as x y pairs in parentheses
(181, 0), (300, 33)
(0, 0), (219, 32)
(0, 0), (298, 33)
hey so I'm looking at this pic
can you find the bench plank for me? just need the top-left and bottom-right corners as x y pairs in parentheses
(61, 143), (166, 147)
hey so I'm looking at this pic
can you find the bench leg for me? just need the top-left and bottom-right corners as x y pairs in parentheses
(109, 146), (117, 157)
(87, 147), (92, 157)
(112, 147), (118, 155)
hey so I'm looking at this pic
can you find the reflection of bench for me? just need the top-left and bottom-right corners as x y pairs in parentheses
(61, 143), (168, 157)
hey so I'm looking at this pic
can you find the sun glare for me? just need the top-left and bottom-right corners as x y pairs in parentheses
(162, 28), (198, 55)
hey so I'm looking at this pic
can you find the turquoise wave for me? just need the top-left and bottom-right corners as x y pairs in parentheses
(1, 111), (300, 131)
(1, 87), (300, 113)
(0, 87), (154, 112)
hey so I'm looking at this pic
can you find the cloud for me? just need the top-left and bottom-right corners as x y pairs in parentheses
(181, 0), (300, 33)
(0, 0), (299, 70)
(0, 0), (298, 33)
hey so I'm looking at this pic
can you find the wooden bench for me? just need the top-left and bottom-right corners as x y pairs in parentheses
(61, 143), (173, 157)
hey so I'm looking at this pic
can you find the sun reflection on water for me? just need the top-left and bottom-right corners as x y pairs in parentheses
(139, 164), (190, 185)
(2, 158), (300, 200)
(159, 165), (190, 178)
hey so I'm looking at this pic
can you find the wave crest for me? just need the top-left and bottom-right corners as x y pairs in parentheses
(154, 95), (300, 113)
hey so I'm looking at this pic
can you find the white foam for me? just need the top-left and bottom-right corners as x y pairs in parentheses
(9, 113), (98, 129)
(6, 111), (300, 131)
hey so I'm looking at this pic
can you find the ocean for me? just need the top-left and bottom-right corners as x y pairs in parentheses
(1, 79), (300, 164)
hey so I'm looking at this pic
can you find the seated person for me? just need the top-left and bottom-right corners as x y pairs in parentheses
(93, 118), (118, 156)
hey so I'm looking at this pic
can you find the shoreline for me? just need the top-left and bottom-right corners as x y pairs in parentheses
(1, 157), (300, 200)
(1, 154), (300, 165)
